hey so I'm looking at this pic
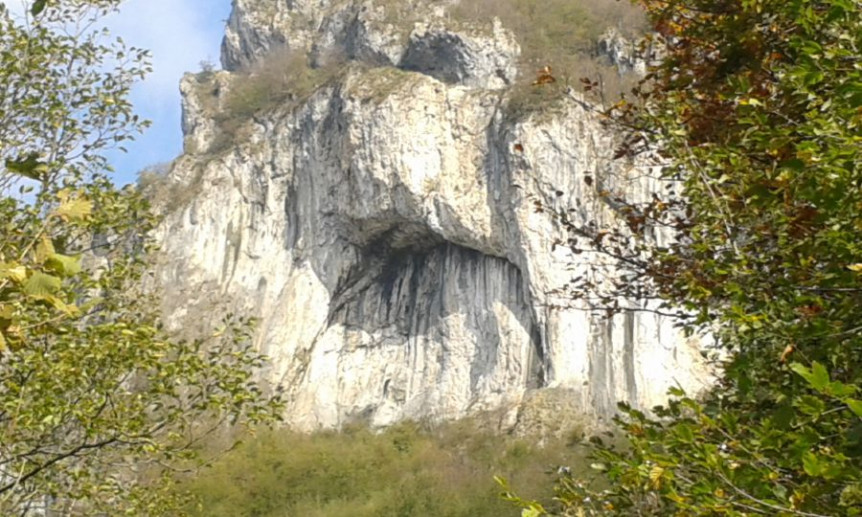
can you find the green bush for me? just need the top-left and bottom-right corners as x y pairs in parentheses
(207, 49), (346, 155)
(180, 419), (594, 517)
(136, 160), (206, 214)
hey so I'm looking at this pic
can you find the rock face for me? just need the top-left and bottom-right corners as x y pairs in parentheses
(595, 27), (656, 76)
(156, 0), (712, 432)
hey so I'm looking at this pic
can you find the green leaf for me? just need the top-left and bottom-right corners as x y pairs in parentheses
(5, 153), (47, 179)
(668, 386), (686, 397)
(790, 362), (812, 380)
(791, 362), (830, 391)
(45, 253), (81, 277)
(827, 381), (856, 399)
(675, 422), (695, 443)
(23, 272), (62, 297)
(803, 451), (825, 477)
(30, 0), (47, 16)
(847, 399), (862, 418)
(780, 158), (806, 172)
(795, 395), (825, 417)
(810, 362), (831, 392)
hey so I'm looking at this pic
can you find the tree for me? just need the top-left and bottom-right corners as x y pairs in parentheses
(0, 2), (281, 514)
(505, 0), (862, 515)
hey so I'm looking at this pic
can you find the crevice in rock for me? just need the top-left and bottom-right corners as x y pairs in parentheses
(400, 32), (469, 85)
(622, 309), (638, 406)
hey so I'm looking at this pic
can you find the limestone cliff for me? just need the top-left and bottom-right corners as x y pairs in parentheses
(154, 0), (712, 432)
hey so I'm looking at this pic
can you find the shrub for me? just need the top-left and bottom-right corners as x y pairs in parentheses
(450, 0), (647, 116)
(136, 160), (206, 214)
(180, 418), (595, 516)
(136, 161), (172, 193)
(207, 48), (346, 155)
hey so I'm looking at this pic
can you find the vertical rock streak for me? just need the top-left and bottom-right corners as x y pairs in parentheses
(156, 0), (712, 431)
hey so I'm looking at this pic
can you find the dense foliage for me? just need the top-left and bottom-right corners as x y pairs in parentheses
(182, 420), (588, 517)
(508, 0), (862, 515)
(0, 2), (280, 514)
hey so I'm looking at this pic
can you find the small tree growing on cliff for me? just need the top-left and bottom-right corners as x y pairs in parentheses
(0, 1), (281, 514)
(505, 0), (862, 515)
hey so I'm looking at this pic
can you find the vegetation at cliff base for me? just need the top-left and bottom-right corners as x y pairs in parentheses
(181, 420), (592, 517)
(509, 0), (862, 515)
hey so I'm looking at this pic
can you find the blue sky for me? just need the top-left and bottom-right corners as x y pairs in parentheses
(104, 0), (233, 185)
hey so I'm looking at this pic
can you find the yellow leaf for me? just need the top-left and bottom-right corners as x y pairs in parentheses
(667, 491), (686, 503)
(51, 297), (79, 316)
(0, 330), (5, 352)
(30, 294), (79, 316)
(649, 465), (665, 489)
(35, 235), (55, 264)
(57, 188), (72, 203)
(847, 264), (862, 272)
(54, 193), (92, 222)
(0, 262), (27, 283)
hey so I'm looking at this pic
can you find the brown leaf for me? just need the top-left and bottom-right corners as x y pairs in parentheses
(532, 65), (556, 86)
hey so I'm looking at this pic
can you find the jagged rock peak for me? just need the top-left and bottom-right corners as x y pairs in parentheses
(221, 0), (519, 90)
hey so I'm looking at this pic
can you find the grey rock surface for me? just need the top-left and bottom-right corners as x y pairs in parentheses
(595, 27), (658, 76)
(401, 19), (519, 89)
(222, 0), (518, 89)
(157, 0), (712, 432)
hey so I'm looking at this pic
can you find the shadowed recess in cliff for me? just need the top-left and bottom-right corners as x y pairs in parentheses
(328, 241), (545, 390)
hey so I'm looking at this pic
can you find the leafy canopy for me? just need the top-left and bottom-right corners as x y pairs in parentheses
(0, 1), (281, 514)
(507, 0), (862, 515)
